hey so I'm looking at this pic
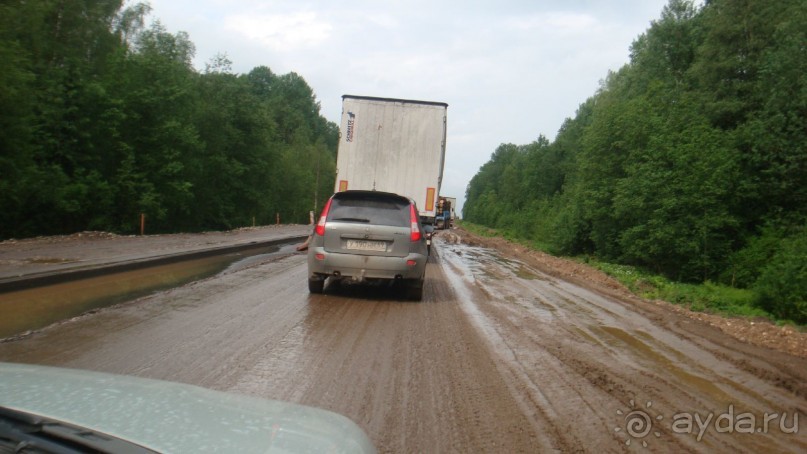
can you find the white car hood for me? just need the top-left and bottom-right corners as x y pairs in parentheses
(0, 362), (375, 453)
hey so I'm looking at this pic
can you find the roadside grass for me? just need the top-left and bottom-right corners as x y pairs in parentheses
(456, 222), (792, 325)
(586, 260), (773, 320)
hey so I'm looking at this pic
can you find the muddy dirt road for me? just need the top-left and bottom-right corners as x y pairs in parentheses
(1, 232), (804, 452)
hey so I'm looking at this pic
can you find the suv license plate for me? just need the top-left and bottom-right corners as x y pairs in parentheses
(346, 239), (386, 252)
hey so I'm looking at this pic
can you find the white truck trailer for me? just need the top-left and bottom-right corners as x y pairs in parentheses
(334, 95), (448, 225)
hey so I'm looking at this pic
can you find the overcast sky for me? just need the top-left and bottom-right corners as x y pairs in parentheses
(145, 0), (670, 214)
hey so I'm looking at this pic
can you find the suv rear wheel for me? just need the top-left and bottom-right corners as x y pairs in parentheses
(407, 278), (424, 301)
(308, 277), (325, 294)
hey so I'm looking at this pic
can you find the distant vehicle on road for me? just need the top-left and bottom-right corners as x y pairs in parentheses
(436, 196), (455, 229)
(0, 362), (375, 453)
(307, 190), (429, 300)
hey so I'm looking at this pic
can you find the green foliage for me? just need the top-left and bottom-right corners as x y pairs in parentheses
(590, 260), (767, 320)
(753, 230), (807, 324)
(463, 0), (806, 323)
(723, 224), (787, 287)
(0, 2), (337, 239)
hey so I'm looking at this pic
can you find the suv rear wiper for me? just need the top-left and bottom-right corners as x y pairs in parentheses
(331, 217), (371, 223)
(0, 406), (156, 453)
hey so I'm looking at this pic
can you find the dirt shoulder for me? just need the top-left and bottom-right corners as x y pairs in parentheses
(445, 226), (807, 359)
(0, 225), (311, 281)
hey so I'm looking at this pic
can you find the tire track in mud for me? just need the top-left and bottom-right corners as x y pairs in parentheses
(437, 237), (806, 453)
(226, 252), (559, 453)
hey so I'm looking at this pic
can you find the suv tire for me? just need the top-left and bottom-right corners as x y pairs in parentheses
(308, 277), (325, 294)
(407, 279), (424, 301)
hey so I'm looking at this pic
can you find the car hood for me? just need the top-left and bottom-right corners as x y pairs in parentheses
(0, 362), (375, 453)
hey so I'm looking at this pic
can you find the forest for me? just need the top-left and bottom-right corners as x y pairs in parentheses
(0, 1), (337, 239)
(463, 0), (805, 322)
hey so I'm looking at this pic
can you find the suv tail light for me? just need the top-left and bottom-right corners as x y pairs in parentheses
(315, 198), (333, 236)
(409, 204), (422, 242)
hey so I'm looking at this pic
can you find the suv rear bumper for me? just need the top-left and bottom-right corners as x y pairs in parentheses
(308, 247), (427, 281)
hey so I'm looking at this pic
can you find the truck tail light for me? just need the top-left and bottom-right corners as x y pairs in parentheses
(315, 198), (333, 236)
(409, 204), (421, 242)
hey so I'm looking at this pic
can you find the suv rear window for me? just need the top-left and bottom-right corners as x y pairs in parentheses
(328, 194), (410, 227)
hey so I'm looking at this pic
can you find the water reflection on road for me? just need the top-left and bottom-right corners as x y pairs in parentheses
(0, 244), (297, 339)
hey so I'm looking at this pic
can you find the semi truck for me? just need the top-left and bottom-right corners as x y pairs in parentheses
(334, 95), (448, 225)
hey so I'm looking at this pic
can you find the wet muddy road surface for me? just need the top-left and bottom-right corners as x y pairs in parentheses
(1, 235), (804, 452)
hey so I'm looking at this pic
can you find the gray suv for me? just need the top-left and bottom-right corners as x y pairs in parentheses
(307, 190), (429, 300)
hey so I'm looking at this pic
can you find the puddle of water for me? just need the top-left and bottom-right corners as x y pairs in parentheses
(630, 328), (777, 410)
(571, 326), (602, 346)
(597, 325), (734, 404)
(530, 306), (555, 322)
(445, 242), (557, 323)
(0, 245), (291, 339)
(491, 255), (518, 268)
(516, 265), (538, 280)
(28, 257), (78, 264)
(439, 245), (496, 331)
